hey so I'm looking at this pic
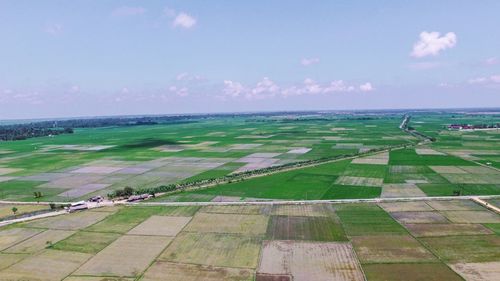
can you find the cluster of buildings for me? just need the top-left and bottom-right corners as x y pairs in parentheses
(447, 124), (499, 131)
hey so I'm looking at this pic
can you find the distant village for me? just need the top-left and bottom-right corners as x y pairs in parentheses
(447, 123), (500, 130)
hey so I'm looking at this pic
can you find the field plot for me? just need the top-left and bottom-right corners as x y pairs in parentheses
(183, 213), (268, 235)
(363, 263), (463, 281)
(378, 201), (433, 212)
(450, 261), (500, 281)
(271, 204), (334, 217)
(25, 210), (110, 230)
(404, 223), (493, 237)
(0, 249), (91, 281)
(159, 232), (261, 269)
(75, 235), (172, 277)
(335, 176), (383, 187)
(421, 235), (500, 262)
(381, 183), (426, 198)
(390, 211), (449, 224)
(4, 229), (74, 253)
(141, 261), (254, 281)
(0, 204), (48, 219)
(63, 277), (134, 281)
(426, 200), (484, 211)
(335, 204), (406, 236)
(351, 152), (389, 165)
(441, 210), (500, 223)
(200, 205), (267, 215)
(266, 216), (347, 241)
(127, 215), (191, 236)
(352, 234), (435, 263)
(0, 227), (43, 251)
(258, 240), (364, 281)
(52, 231), (120, 254)
(0, 253), (26, 270)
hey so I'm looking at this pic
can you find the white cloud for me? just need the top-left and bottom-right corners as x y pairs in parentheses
(468, 75), (500, 84)
(359, 82), (374, 92)
(411, 31), (457, 58)
(176, 72), (203, 81)
(222, 78), (373, 99)
(173, 13), (197, 29)
(44, 24), (63, 35)
(300, 58), (320, 66)
(111, 6), (146, 17)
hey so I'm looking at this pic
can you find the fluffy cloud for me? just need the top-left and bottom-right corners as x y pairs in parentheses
(173, 13), (197, 29)
(176, 72), (203, 81)
(468, 75), (500, 84)
(300, 58), (320, 66)
(111, 6), (146, 17)
(411, 31), (457, 58)
(359, 82), (374, 92)
(221, 78), (373, 99)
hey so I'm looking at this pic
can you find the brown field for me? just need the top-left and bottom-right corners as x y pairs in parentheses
(159, 232), (261, 269)
(426, 200), (484, 211)
(441, 210), (500, 223)
(201, 205), (266, 215)
(258, 240), (364, 281)
(352, 235), (436, 263)
(183, 213), (268, 235)
(390, 211), (449, 224)
(335, 176), (383, 187)
(450, 261), (500, 281)
(0, 167), (22, 175)
(4, 229), (75, 253)
(271, 204), (334, 217)
(127, 216), (192, 236)
(0, 227), (43, 251)
(404, 223), (493, 237)
(266, 216), (347, 241)
(415, 148), (445, 155)
(141, 261), (254, 281)
(441, 173), (490, 184)
(63, 277), (134, 281)
(458, 166), (498, 174)
(26, 211), (110, 230)
(0, 253), (26, 270)
(71, 166), (124, 174)
(389, 165), (421, 173)
(429, 166), (467, 174)
(255, 274), (292, 281)
(378, 201), (433, 212)
(363, 263), (463, 281)
(74, 235), (172, 277)
(0, 249), (91, 281)
(381, 183), (426, 198)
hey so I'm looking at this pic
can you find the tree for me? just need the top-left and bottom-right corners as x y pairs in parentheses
(11, 207), (18, 215)
(49, 203), (56, 210)
(123, 186), (134, 196)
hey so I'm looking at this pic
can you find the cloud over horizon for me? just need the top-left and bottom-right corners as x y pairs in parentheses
(411, 31), (457, 58)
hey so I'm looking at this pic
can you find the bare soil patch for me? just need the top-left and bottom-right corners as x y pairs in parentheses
(0, 249), (91, 281)
(71, 166), (124, 174)
(427, 200), (484, 211)
(378, 201), (433, 212)
(141, 261), (254, 281)
(352, 234), (435, 263)
(159, 232), (261, 269)
(258, 240), (364, 281)
(0, 167), (22, 175)
(75, 235), (172, 277)
(450, 261), (500, 281)
(127, 215), (191, 236)
(335, 176), (383, 187)
(271, 204), (334, 217)
(415, 148), (445, 155)
(429, 166), (467, 174)
(390, 211), (449, 224)
(201, 205), (266, 215)
(184, 213), (268, 235)
(0, 228), (43, 251)
(4, 229), (75, 253)
(381, 183), (426, 198)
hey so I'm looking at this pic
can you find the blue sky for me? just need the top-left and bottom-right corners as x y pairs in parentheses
(1, 0), (499, 119)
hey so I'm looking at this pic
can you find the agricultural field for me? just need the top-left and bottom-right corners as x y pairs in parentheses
(0, 112), (499, 202)
(0, 199), (498, 280)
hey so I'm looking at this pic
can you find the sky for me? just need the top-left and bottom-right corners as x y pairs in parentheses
(1, 0), (500, 119)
